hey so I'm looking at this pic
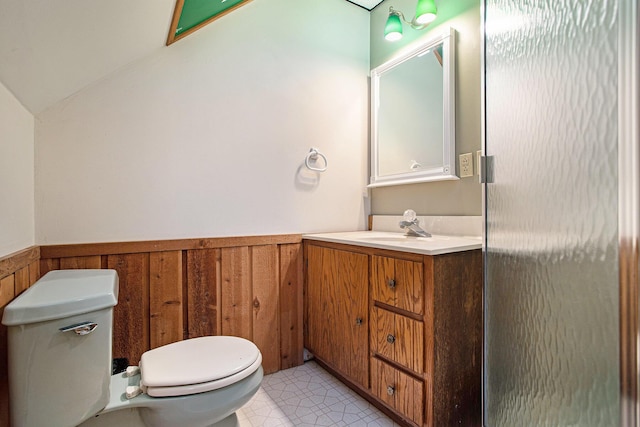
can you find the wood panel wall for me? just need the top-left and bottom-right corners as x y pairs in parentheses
(0, 247), (40, 427)
(0, 235), (304, 427)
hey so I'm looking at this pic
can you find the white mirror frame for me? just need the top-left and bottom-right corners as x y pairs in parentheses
(369, 27), (456, 188)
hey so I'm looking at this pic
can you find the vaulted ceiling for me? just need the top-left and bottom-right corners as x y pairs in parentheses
(349, 0), (384, 10)
(0, 0), (380, 114)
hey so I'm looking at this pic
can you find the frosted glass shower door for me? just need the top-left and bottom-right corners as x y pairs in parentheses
(484, 0), (620, 425)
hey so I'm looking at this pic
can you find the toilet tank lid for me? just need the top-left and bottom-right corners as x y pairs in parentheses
(2, 270), (119, 326)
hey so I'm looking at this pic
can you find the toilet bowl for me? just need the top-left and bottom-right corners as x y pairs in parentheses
(2, 270), (263, 427)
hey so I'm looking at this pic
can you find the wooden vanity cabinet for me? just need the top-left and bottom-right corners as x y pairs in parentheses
(304, 240), (482, 427)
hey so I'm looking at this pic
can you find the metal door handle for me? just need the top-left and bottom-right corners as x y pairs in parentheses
(388, 279), (396, 289)
(386, 334), (396, 344)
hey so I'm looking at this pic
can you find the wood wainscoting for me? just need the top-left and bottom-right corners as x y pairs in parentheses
(0, 235), (304, 427)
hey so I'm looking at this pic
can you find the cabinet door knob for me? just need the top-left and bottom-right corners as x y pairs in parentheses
(386, 334), (396, 344)
(387, 385), (395, 396)
(387, 279), (396, 289)
(355, 317), (363, 326)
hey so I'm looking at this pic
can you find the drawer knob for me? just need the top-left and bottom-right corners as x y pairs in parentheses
(387, 385), (395, 396)
(355, 317), (363, 326)
(386, 334), (396, 344)
(387, 279), (396, 289)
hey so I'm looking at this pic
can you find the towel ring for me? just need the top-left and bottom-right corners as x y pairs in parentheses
(305, 148), (328, 172)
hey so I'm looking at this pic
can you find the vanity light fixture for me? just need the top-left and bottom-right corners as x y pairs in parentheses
(383, 0), (438, 42)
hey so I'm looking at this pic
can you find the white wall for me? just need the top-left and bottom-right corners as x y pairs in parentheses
(0, 0), (176, 113)
(0, 81), (34, 256)
(35, 0), (370, 244)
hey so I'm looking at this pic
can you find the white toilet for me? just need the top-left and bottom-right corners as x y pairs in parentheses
(1, 269), (263, 427)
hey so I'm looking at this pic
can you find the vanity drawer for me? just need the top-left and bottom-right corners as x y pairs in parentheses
(371, 357), (424, 426)
(371, 307), (424, 374)
(372, 255), (424, 315)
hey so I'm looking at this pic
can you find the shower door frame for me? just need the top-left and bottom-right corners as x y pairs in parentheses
(618, 0), (640, 425)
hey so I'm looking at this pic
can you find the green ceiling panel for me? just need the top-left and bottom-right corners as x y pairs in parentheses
(167, 0), (252, 45)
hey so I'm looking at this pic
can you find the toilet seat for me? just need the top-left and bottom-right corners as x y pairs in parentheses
(139, 336), (262, 398)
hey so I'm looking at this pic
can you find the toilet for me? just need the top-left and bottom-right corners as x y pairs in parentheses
(1, 269), (263, 427)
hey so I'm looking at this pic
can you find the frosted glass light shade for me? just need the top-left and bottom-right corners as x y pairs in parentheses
(384, 13), (403, 41)
(415, 0), (437, 24)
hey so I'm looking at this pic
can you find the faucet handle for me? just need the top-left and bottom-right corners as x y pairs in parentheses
(403, 209), (418, 223)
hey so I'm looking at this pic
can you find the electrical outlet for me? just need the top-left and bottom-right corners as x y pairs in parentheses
(459, 153), (473, 178)
(476, 150), (482, 176)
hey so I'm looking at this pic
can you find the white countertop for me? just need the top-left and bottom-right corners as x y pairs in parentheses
(303, 231), (482, 256)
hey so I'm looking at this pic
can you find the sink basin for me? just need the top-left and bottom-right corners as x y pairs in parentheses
(303, 231), (481, 256)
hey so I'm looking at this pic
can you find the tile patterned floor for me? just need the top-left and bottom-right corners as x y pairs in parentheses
(237, 361), (400, 427)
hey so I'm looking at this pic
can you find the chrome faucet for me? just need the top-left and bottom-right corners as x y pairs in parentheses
(399, 209), (431, 237)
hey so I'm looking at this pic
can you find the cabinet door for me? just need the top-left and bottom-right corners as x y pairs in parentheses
(306, 245), (369, 386)
(372, 255), (424, 315)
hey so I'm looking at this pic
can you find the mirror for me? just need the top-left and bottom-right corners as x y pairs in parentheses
(369, 28), (456, 187)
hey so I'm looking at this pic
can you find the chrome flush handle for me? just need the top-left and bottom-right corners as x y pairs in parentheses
(59, 321), (98, 336)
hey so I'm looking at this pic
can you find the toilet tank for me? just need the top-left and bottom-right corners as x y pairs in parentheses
(2, 269), (119, 427)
